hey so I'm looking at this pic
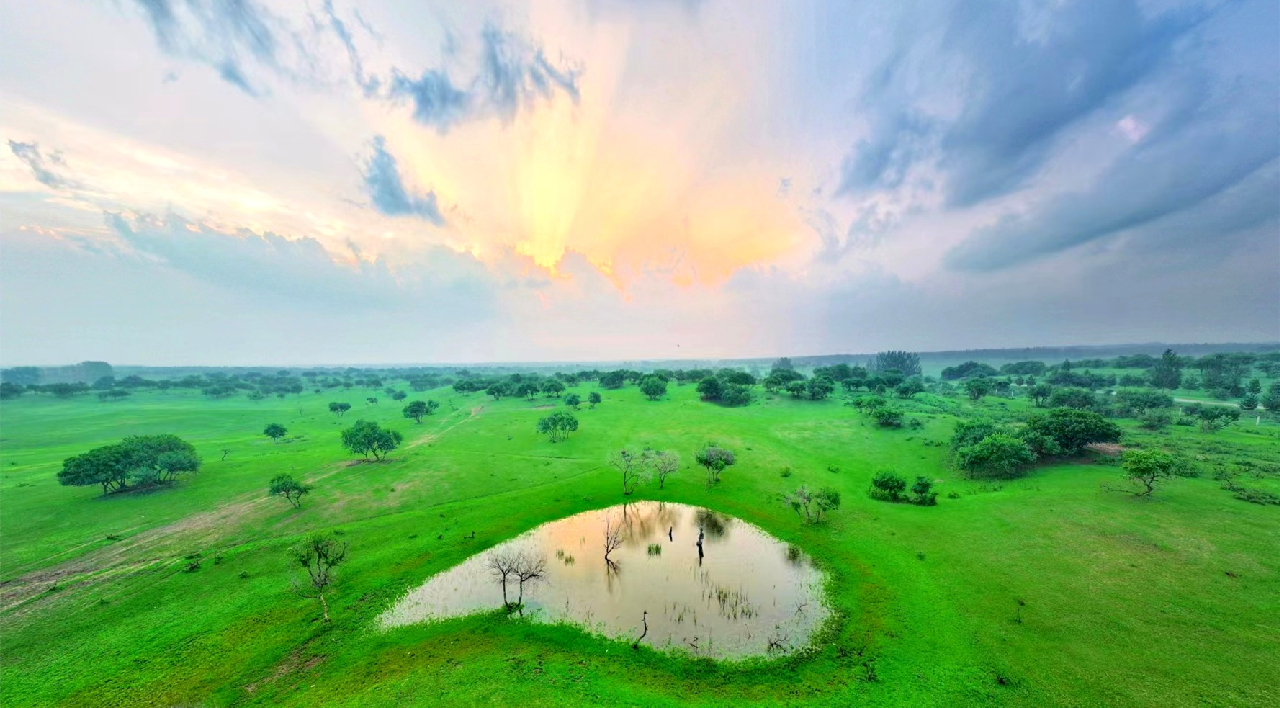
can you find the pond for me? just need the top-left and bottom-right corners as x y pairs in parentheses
(378, 502), (829, 659)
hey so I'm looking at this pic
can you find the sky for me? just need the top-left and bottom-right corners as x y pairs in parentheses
(1, 0), (1277, 366)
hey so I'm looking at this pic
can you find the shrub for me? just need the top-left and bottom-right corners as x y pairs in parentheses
(871, 407), (904, 428)
(869, 471), (907, 501)
(910, 477), (938, 506)
(787, 485), (841, 523)
(955, 433), (1036, 479)
(1023, 408), (1121, 454)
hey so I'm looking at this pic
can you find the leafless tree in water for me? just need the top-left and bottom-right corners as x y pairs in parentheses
(603, 514), (624, 563)
(487, 548), (547, 612)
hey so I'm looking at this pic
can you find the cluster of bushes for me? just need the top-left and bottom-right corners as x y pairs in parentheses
(696, 375), (753, 407)
(950, 408), (1121, 479)
(868, 471), (937, 506)
(1179, 403), (1242, 431)
(853, 395), (907, 428)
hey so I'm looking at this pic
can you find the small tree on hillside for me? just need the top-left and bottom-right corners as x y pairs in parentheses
(640, 376), (668, 400)
(340, 420), (403, 460)
(264, 423), (288, 442)
(537, 411), (579, 442)
(787, 485), (841, 524)
(1117, 448), (1181, 496)
(269, 474), (312, 508)
(963, 377), (993, 401)
(328, 402), (351, 417)
(402, 399), (438, 423)
(564, 393), (581, 409)
(695, 445), (735, 486)
(290, 532), (347, 622)
(588, 391), (602, 408)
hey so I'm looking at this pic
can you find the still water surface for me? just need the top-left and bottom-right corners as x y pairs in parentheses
(379, 502), (829, 659)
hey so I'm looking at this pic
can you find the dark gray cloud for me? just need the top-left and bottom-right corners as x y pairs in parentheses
(388, 23), (581, 133)
(946, 111), (1279, 271)
(839, 0), (1203, 204)
(937, 0), (1204, 207)
(945, 0), (1280, 271)
(360, 136), (446, 224)
(7, 140), (77, 189)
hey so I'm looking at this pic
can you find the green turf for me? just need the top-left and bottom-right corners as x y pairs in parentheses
(1, 384), (1277, 707)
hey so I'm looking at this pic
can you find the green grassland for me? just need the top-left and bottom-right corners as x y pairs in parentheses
(1, 383), (1278, 707)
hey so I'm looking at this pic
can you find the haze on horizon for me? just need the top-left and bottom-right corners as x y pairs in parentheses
(1, 0), (1277, 367)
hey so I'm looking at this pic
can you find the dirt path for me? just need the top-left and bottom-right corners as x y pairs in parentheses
(1174, 398), (1241, 408)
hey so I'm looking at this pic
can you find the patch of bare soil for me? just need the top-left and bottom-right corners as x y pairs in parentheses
(1086, 443), (1125, 457)
(244, 644), (326, 695)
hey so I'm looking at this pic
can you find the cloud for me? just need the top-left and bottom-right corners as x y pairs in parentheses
(127, 0), (312, 96)
(838, 0), (1203, 205)
(360, 136), (445, 224)
(947, 70), (1280, 271)
(104, 212), (492, 315)
(7, 140), (78, 189)
(387, 22), (581, 133)
(320, 0), (378, 95)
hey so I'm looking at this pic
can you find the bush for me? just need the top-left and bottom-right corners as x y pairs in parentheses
(955, 433), (1036, 479)
(871, 407), (904, 428)
(1023, 408), (1121, 454)
(911, 477), (938, 506)
(869, 471), (907, 501)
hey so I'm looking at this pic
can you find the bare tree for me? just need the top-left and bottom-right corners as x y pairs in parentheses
(489, 548), (546, 612)
(611, 449), (651, 496)
(651, 450), (679, 489)
(514, 553), (547, 608)
(290, 532), (348, 622)
(487, 550), (520, 609)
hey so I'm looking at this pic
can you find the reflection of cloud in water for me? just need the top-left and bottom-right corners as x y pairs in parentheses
(378, 502), (828, 659)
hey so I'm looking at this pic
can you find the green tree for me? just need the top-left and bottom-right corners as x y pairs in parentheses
(263, 423), (288, 441)
(695, 445), (735, 486)
(1261, 382), (1280, 412)
(269, 474), (312, 508)
(328, 402), (351, 417)
(787, 485), (841, 523)
(290, 532), (347, 622)
(696, 377), (723, 401)
(1028, 383), (1053, 407)
(871, 351), (922, 377)
(1023, 408), (1121, 454)
(1048, 387), (1097, 410)
(1120, 449), (1180, 496)
(807, 377), (836, 400)
(963, 377), (993, 401)
(340, 420), (403, 460)
(57, 434), (200, 495)
(564, 393), (581, 409)
(588, 391), (602, 408)
(542, 380), (566, 397)
(639, 376), (668, 400)
(402, 400), (437, 423)
(1149, 348), (1183, 389)
(536, 410), (579, 442)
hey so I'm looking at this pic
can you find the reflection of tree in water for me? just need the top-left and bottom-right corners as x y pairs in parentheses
(695, 509), (732, 540)
(654, 502), (683, 538)
(784, 544), (804, 566)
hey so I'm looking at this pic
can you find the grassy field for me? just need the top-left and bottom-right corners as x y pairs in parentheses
(1, 383), (1278, 707)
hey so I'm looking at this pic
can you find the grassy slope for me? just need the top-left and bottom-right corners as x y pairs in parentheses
(0, 385), (1277, 707)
